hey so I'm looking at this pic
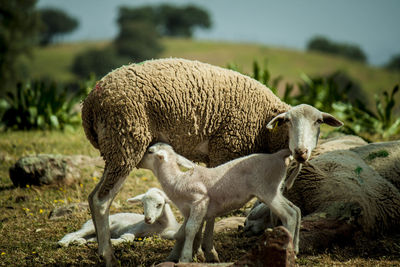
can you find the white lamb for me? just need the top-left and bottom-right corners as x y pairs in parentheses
(58, 188), (180, 247)
(139, 143), (301, 263)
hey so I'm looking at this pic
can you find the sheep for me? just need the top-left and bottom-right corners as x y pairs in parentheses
(58, 188), (180, 247)
(81, 58), (342, 266)
(243, 138), (400, 253)
(138, 142), (301, 262)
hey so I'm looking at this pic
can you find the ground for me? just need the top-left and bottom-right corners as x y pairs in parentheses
(0, 129), (399, 266)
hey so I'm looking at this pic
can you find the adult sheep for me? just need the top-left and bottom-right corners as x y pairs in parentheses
(81, 58), (342, 266)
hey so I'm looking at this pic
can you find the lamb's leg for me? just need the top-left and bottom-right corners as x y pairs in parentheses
(58, 220), (95, 247)
(180, 198), (208, 262)
(192, 221), (205, 262)
(285, 198), (301, 252)
(88, 165), (130, 267)
(202, 218), (220, 262)
(167, 219), (188, 262)
(260, 194), (300, 253)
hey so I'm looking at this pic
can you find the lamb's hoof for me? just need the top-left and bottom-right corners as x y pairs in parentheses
(205, 249), (220, 263)
(73, 238), (87, 246)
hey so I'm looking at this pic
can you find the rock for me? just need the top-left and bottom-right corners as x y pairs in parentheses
(234, 226), (296, 267)
(48, 202), (89, 220)
(214, 217), (246, 233)
(9, 154), (103, 187)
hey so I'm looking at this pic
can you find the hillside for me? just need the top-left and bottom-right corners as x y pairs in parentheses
(26, 38), (399, 97)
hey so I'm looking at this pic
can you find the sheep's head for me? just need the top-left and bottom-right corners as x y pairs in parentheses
(267, 104), (343, 163)
(139, 143), (195, 170)
(127, 188), (170, 224)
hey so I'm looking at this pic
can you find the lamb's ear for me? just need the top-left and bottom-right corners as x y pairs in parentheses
(156, 189), (171, 204)
(127, 193), (145, 204)
(267, 113), (287, 130)
(176, 154), (195, 170)
(322, 112), (343, 127)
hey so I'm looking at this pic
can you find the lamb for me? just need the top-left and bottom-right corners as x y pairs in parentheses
(58, 188), (180, 247)
(138, 142), (301, 262)
(81, 58), (342, 266)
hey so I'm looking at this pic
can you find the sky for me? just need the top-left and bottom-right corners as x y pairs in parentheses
(37, 0), (400, 66)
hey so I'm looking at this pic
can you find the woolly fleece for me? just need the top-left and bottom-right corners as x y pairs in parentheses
(82, 58), (290, 196)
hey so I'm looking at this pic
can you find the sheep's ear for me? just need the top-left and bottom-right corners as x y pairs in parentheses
(127, 193), (145, 204)
(267, 113), (287, 130)
(156, 189), (171, 203)
(322, 112), (343, 127)
(176, 154), (195, 170)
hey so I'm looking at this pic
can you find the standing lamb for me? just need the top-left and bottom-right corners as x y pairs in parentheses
(58, 188), (180, 247)
(139, 142), (301, 262)
(81, 58), (342, 266)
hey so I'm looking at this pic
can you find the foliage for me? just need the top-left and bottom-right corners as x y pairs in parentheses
(38, 8), (78, 46)
(333, 85), (400, 139)
(307, 36), (367, 63)
(118, 4), (211, 38)
(229, 60), (400, 140)
(0, 0), (41, 95)
(0, 80), (85, 131)
(71, 47), (127, 78)
(385, 54), (400, 71)
(114, 20), (163, 62)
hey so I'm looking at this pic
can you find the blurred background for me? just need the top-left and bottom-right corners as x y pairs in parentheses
(1, 0), (400, 138)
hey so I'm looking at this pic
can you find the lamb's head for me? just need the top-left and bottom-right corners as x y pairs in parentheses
(127, 188), (171, 224)
(267, 104), (343, 163)
(139, 142), (195, 171)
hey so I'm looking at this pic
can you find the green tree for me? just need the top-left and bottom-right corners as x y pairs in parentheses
(385, 54), (400, 71)
(307, 36), (367, 63)
(0, 0), (41, 95)
(38, 8), (78, 46)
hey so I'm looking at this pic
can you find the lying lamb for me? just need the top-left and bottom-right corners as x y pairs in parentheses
(139, 143), (301, 263)
(58, 188), (180, 247)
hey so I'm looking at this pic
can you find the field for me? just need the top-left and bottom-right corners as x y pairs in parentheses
(1, 39), (399, 266)
(0, 129), (400, 266)
(25, 38), (400, 98)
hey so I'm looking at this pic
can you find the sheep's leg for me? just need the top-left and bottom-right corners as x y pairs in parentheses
(88, 166), (130, 267)
(260, 194), (300, 254)
(167, 218), (188, 262)
(180, 198), (208, 262)
(202, 218), (220, 262)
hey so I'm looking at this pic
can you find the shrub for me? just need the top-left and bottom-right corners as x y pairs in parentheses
(0, 80), (86, 131)
(71, 47), (127, 79)
(307, 36), (367, 63)
(385, 54), (400, 71)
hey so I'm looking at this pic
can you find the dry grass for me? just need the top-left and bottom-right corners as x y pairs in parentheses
(0, 128), (399, 266)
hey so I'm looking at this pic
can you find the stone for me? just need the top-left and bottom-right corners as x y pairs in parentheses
(214, 217), (246, 233)
(48, 202), (89, 220)
(9, 154), (103, 187)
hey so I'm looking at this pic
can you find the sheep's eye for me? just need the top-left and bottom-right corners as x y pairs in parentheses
(156, 203), (162, 208)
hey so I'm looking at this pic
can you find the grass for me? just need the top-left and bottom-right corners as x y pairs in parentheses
(25, 38), (400, 99)
(0, 128), (400, 266)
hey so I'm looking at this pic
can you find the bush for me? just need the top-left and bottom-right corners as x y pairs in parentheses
(385, 54), (400, 71)
(307, 36), (367, 63)
(71, 47), (127, 78)
(0, 80), (86, 131)
(114, 21), (163, 62)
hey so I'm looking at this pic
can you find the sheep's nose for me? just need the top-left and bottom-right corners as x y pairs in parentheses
(144, 217), (152, 224)
(294, 148), (308, 163)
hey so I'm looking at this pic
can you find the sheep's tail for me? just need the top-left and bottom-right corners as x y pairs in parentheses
(285, 162), (302, 190)
(81, 89), (100, 150)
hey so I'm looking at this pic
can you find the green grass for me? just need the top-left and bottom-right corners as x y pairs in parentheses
(0, 129), (400, 266)
(25, 38), (400, 99)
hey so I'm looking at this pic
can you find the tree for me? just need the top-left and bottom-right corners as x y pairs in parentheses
(0, 0), (41, 95)
(157, 4), (211, 37)
(307, 36), (367, 63)
(385, 54), (400, 71)
(38, 8), (78, 46)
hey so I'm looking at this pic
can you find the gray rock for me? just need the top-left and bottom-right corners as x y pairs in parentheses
(9, 154), (103, 187)
(48, 202), (89, 220)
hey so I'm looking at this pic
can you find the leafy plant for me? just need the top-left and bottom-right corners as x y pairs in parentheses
(0, 80), (85, 131)
(332, 85), (400, 140)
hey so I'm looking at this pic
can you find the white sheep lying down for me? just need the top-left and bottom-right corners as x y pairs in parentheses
(58, 188), (180, 247)
(139, 143), (301, 263)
